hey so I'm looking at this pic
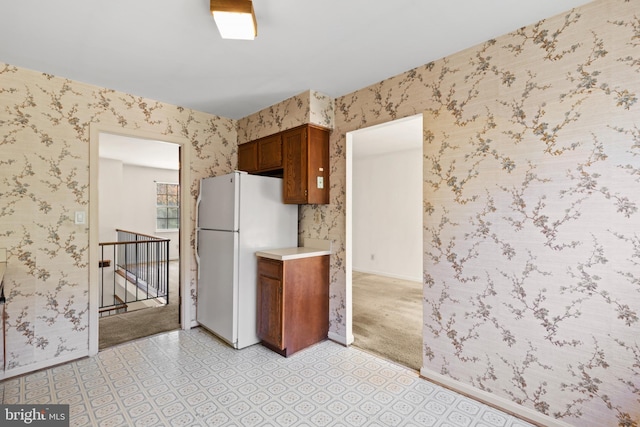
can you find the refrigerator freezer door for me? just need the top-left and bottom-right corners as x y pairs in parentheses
(237, 174), (299, 248)
(198, 173), (240, 231)
(196, 229), (239, 347)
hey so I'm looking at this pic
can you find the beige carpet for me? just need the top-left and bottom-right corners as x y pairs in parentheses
(352, 271), (423, 371)
(99, 260), (180, 349)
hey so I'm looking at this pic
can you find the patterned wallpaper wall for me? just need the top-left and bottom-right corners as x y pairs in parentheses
(0, 64), (236, 375)
(420, 1), (640, 424)
(302, 0), (635, 425)
(2, 0), (639, 424)
(236, 89), (334, 144)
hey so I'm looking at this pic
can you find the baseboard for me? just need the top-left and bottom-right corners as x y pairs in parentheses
(419, 367), (572, 427)
(328, 331), (354, 346)
(352, 267), (421, 283)
(190, 320), (200, 329)
(0, 349), (89, 381)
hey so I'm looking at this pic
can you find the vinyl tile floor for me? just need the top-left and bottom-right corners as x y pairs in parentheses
(1, 328), (535, 427)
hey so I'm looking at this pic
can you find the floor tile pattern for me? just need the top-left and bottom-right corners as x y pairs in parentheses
(2, 328), (535, 427)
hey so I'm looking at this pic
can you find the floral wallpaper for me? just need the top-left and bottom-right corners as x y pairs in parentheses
(419, 1), (640, 425)
(236, 89), (334, 144)
(0, 64), (236, 375)
(2, 0), (639, 424)
(305, 0), (635, 425)
(229, 0), (640, 426)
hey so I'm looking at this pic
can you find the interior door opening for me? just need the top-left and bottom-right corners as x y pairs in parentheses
(88, 127), (191, 355)
(346, 114), (424, 371)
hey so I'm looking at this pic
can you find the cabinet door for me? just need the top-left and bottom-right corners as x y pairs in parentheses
(238, 141), (258, 172)
(258, 135), (283, 171)
(282, 127), (308, 204)
(306, 126), (330, 204)
(257, 260), (284, 349)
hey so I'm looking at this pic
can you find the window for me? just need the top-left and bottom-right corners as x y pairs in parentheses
(156, 182), (179, 231)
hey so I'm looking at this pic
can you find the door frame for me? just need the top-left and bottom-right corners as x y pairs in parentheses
(345, 114), (423, 348)
(88, 124), (192, 356)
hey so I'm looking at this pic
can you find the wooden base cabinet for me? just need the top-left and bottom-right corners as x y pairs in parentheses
(257, 255), (329, 357)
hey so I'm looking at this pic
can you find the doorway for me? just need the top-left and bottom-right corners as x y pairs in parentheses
(346, 114), (423, 370)
(88, 126), (192, 356)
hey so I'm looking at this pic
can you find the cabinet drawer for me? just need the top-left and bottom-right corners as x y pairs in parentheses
(258, 258), (282, 279)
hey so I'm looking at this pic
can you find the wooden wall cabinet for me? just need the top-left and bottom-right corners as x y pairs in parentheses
(238, 136), (283, 174)
(237, 124), (330, 204)
(257, 255), (329, 357)
(282, 125), (329, 204)
(257, 134), (283, 171)
(237, 140), (258, 173)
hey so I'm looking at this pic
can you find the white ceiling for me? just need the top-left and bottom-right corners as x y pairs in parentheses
(99, 133), (180, 170)
(352, 115), (423, 159)
(0, 0), (594, 120)
(3, 1), (594, 168)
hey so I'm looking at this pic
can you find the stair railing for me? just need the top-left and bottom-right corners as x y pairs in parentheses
(98, 229), (170, 316)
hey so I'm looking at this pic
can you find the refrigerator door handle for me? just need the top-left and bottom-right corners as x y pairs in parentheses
(195, 188), (202, 278)
(195, 231), (200, 279)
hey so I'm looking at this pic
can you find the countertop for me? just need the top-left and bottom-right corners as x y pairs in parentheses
(256, 246), (331, 261)
(256, 238), (332, 261)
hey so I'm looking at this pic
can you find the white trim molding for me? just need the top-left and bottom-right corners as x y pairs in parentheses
(0, 350), (88, 381)
(419, 367), (573, 427)
(328, 331), (354, 346)
(89, 124), (192, 357)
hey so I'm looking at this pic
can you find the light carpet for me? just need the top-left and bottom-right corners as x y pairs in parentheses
(99, 260), (180, 349)
(352, 271), (423, 371)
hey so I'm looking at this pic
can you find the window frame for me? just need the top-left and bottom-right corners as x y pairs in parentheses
(155, 181), (180, 232)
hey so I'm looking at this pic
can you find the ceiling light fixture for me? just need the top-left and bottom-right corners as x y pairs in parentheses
(210, 0), (257, 40)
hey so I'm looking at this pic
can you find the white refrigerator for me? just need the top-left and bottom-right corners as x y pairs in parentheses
(195, 171), (298, 349)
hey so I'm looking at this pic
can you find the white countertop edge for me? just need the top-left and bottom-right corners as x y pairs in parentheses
(256, 248), (331, 261)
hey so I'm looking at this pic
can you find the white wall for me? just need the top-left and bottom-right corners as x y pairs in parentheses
(352, 147), (422, 281)
(99, 158), (123, 244)
(99, 159), (180, 259)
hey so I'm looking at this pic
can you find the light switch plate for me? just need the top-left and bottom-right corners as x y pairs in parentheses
(75, 211), (86, 225)
(317, 176), (324, 189)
